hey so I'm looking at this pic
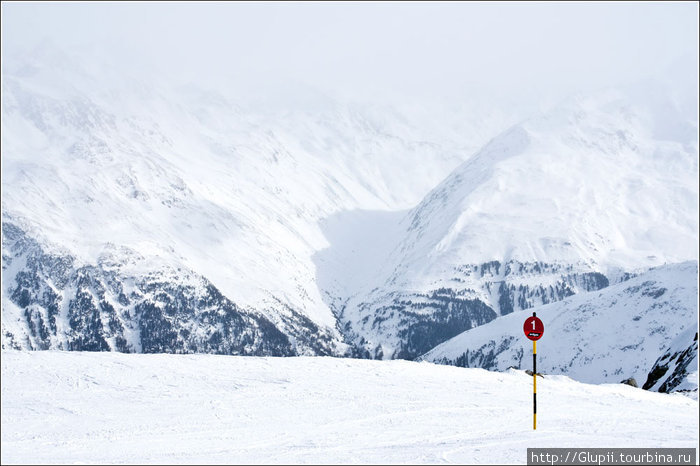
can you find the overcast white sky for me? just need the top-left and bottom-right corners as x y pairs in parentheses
(1, 1), (698, 103)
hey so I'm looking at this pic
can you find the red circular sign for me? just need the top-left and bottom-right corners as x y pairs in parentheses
(524, 316), (544, 341)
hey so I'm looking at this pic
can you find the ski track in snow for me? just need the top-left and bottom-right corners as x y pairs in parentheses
(2, 351), (697, 464)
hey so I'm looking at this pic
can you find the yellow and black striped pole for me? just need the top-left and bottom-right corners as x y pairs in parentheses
(524, 311), (543, 431)
(533, 339), (537, 430)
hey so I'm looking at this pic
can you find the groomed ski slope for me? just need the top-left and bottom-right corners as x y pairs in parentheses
(1, 351), (697, 464)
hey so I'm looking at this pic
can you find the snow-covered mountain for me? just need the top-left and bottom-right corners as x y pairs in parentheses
(419, 261), (699, 396)
(0, 42), (517, 355)
(1, 41), (697, 365)
(334, 87), (698, 359)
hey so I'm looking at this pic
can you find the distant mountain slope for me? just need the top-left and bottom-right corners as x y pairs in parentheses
(335, 88), (698, 359)
(1, 222), (337, 356)
(399, 87), (698, 275)
(419, 261), (698, 396)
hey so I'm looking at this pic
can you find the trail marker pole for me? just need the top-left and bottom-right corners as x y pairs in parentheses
(533, 339), (536, 430)
(523, 311), (544, 430)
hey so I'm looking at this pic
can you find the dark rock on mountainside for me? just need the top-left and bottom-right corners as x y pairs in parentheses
(343, 260), (612, 361)
(620, 377), (638, 388)
(393, 292), (497, 360)
(1, 221), (303, 356)
(643, 331), (698, 393)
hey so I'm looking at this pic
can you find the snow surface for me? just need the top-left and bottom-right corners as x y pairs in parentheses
(1, 351), (698, 464)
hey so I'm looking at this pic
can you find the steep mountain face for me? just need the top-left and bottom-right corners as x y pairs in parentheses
(643, 327), (698, 396)
(332, 89), (698, 359)
(419, 261), (698, 396)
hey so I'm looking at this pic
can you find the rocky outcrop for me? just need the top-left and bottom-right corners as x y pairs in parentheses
(643, 329), (698, 394)
(1, 221), (338, 357)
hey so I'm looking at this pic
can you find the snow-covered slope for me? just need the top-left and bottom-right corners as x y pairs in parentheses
(2, 351), (698, 464)
(419, 261), (699, 396)
(401, 90), (698, 272)
(335, 87), (698, 359)
(0, 42), (516, 355)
